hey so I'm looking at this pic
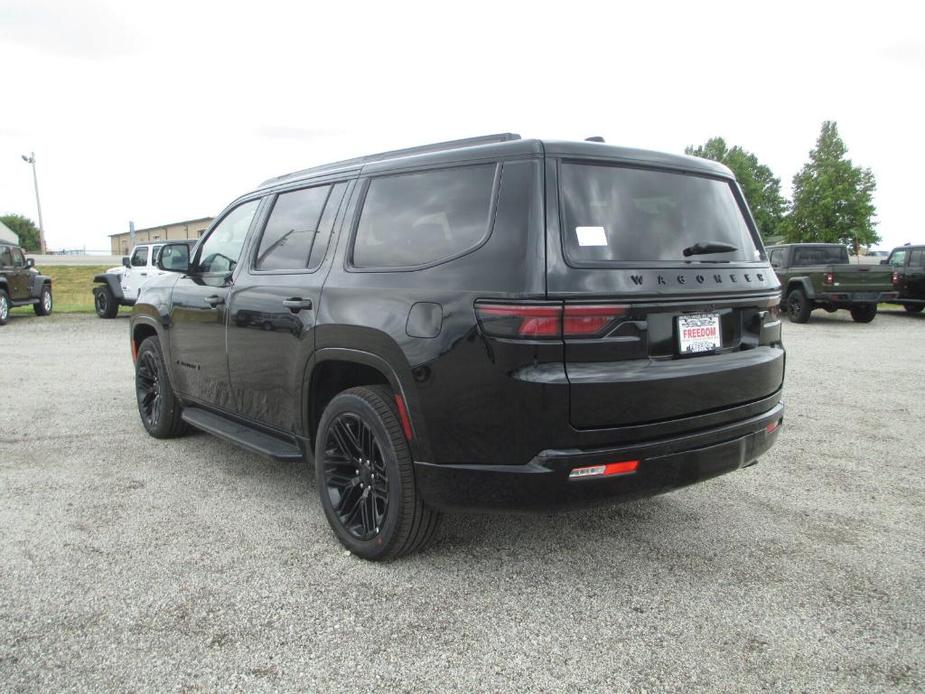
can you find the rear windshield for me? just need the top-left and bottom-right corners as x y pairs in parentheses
(792, 246), (848, 266)
(560, 162), (760, 264)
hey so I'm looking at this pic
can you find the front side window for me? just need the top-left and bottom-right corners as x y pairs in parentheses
(255, 185), (331, 271)
(196, 200), (260, 274)
(560, 162), (760, 264)
(768, 249), (782, 266)
(353, 164), (496, 268)
(888, 250), (907, 268)
(131, 247), (148, 267)
(12, 248), (24, 267)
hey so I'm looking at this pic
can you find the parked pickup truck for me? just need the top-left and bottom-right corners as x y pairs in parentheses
(92, 240), (197, 318)
(768, 243), (897, 323)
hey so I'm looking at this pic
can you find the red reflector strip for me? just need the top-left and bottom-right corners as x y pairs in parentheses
(569, 459), (639, 479)
(765, 419), (781, 434)
(476, 302), (627, 339)
(130, 339), (138, 363)
(394, 394), (414, 441)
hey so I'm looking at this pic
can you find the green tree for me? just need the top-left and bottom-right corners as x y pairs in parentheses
(685, 137), (786, 240)
(782, 121), (878, 247)
(0, 213), (41, 251)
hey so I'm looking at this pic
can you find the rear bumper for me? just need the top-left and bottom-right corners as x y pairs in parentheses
(815, 290), (898, 303)
(414, 401), (784, 512)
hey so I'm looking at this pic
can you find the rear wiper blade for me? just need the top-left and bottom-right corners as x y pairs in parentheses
(682, 241), (738, 257)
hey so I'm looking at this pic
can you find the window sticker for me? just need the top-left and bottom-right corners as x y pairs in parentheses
(576, 226), (608, 247)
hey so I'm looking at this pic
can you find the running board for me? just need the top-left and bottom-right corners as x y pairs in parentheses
(181, 407), (304, 462)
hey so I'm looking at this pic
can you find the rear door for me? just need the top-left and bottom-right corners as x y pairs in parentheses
(226, 179), (352, 432)
(888, 249), (910, 297)
(8, 247), (30, 300)
(907, 248), (925, 298)
(547, 158), (784, 429)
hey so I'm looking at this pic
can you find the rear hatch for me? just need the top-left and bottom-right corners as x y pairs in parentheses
(547, 157), (784, 429)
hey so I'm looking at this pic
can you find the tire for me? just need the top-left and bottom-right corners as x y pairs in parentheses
(850, 303), (877, 323)
(33, 284), (53, 316)
(0, 289), (9, 326)
(786, 288), (811, 323)
(134, 336), (187, 438)
(315, 385), (440, 561)
(904, 304), (924, 314)
(94, 286), (118, 318)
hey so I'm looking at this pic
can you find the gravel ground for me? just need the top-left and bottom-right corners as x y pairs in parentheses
(1, 310), (923, 692)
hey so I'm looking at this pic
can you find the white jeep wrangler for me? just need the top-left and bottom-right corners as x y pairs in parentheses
(92, 241), (196, 318)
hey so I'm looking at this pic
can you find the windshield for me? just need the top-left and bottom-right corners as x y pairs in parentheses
(560, 162), (761, 264)
(792, 246), (848, 266)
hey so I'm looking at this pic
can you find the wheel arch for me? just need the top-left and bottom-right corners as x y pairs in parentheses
(786, 277), (815, 300)
(305, 348), (432, 463)
(93, 273), (125, 301)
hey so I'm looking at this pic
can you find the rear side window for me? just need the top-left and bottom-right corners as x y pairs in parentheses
(560, 162), (760, 264)
(792, 247), (848, 266)
(255, 185), (331, 271)
(910, 249), (925, 267)
(352, 164), (497, 269)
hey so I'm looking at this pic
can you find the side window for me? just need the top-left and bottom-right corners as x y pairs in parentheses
(151, 246), (162, 266)
(308, 181), (348, 270)
(131, 247), (148, 267)
(768, 249), (781, 266)
(12, 248), (24, 267)
(0, 246), (11, 267)
(352, 164), (497, 269)
(255, 185), (331, 271)
(909, 249), (925, 267)
(889, 250), (907, 268)
(196, 200), (260, 274)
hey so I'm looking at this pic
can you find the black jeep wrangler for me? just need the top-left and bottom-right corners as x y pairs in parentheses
(130, 134), (785, 559)
(0, 243), (52, 326)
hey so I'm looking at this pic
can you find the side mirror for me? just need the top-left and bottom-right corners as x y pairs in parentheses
(25, 258), (35, 269)
(122, 256), (131, 268)
(157, 243), (191, 273)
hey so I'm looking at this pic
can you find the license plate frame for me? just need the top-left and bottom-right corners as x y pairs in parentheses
(677, 313), (722, 354)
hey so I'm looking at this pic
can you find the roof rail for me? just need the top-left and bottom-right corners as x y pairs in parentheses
(259, 133), (521, 187)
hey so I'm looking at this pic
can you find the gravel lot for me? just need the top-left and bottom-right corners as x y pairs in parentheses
(1, 310), (923, 692)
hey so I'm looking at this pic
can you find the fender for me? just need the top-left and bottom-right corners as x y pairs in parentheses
(305, 346), (433, 463)
(31, 274), (51, 298)
(786, 276), (815, 300)
(93, 273), (127, 302)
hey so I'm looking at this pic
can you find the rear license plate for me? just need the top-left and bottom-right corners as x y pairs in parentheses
(677, 313), (721, 354)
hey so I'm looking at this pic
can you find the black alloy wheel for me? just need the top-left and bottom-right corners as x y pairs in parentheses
(134, 336), (187, 438)
(323, 413), (390, 541)
(136, 349), (162, 429)
(315, 385), (440, 560)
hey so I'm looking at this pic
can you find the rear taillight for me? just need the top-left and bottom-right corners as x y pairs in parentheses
(476, 303), (627, 339)
(569, 459), (640, 479)
(769, 303), (782, 319)
(823, 272), (835, 285)
(893, 271), (901, 287)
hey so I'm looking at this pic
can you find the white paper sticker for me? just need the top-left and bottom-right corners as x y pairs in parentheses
(576, 226), (608, 247)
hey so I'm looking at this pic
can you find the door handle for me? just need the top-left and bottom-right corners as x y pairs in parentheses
(204, 294), (225, 307)
(282, 298), (313, 312)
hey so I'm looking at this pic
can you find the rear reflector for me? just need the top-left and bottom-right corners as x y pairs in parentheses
(569, 459), (639, 479)
(394, 394), (414, 441)
(765, 419), (781, 434)
(476, 302), (627, 339)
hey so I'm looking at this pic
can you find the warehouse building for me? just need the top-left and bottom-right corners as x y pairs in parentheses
(109, 217), (213, 255)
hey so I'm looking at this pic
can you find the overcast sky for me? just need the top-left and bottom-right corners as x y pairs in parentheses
(1, 0), (922, 252)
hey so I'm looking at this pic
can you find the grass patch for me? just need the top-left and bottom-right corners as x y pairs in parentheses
(9, 265), (127, 315)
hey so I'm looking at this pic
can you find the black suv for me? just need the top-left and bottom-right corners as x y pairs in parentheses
(883, 244), (925, 313)
(0, 243), (52, 325)
(131, 134), (785, 559)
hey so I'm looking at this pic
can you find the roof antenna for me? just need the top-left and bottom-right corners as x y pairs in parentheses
(585, 136), (605, 143)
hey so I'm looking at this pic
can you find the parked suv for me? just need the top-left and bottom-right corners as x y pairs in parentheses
(883, 244), (925, 313)
(92, 240), (197, 318)
(0, 243), (52, 326)
(130, 134), (785, 559)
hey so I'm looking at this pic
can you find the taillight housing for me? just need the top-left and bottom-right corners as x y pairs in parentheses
(475, 302), (627, 339)
(768, 303), (782, 319)
(823, 272), (835, 285)
(893, 271), (901, 287)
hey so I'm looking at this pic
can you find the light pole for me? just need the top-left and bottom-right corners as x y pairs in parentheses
(21, 152), (47, 254)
